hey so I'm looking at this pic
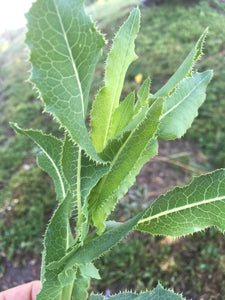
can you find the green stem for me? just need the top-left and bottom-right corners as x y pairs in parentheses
(74, 148), (83, 244)
(59, 280), (74, 300)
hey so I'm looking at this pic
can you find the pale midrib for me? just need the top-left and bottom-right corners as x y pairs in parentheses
(159, 74), (206, 120)
(43, 149), (66, 200)
(138, 195), (225, 225)
(89, 126), (133, 210)
(90, 104), (152, 210)
(53, 1), (84, 118)
(102, 12), (138, 149)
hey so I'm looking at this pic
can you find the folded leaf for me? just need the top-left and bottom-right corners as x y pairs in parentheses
(26, 0), (105, 162)
(157, 70), (213, 140)
(90, 8), (140, 152)
(89, 283), (184, 299)
(89, 98), (164, 234)
(155, 29), (208, 97)
(10, 123), (67, 202)
(137, 169), (225, 237)
(62, 135), (109, 242)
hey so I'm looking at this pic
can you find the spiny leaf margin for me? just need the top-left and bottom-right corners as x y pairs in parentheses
(89, 283), (185, 299)
(137, 168), (225, 237)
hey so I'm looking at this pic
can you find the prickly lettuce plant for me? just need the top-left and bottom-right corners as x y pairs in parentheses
(10, 0), (225, 299)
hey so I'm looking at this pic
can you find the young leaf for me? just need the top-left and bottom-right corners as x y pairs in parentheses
(137, 169), (225, 237)
(100, 102), (149, 159)
(136, 76), (151, 107)
(72, 268), (90, 300)
(89, 283), (185, 299)
(37, 192), (75, 300)
(108, 77), (151, 140)
(99, 131), (131, 162)
(108, 92), (135, 139)
(157, 70), (213, 140)
(90, 8), (140, 152)
(155, 29), (208, 97)
(10, 123), (67, 202)
(131, 76), (151, 125)
(89, 98), (164, 234)
(72, 263), (100, 300)
(26, 0), (105, 162)
(118, 104), (149, 137)
(62, 135), (109, 242)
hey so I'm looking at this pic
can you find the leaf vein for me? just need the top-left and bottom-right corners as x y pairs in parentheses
(53, 0), (84, 117)
(139, 196), (225, 225)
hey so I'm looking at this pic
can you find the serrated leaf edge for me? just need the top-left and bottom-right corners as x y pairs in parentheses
(138, 168), (225, 232)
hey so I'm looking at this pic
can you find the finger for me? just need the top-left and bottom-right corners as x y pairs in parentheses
(0, 280), (41, 300)
(31, 281), (41, 300)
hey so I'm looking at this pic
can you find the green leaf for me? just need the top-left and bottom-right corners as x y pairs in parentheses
(119, 104), (149, 136)
(157, 70), (213, 140)
(79, 262), (100, 279)
(89, 283), (185, 299)
(37, 192), (75, 300)
(155, 29), (208, 98)
(10, 123), (67, 202)
(89, 98), (164, 234)
(132, 76), (151, 123)
(99, 131), (131, 162)
(108, 92), (135, 139)
(72, 268), (89, 300)
(137, 76), (151, 106)
(26, 0), (105, 162)
(62, 135), (109, 242)
(107, 77), (151, 140)
(72, 263), (100, 300)
(90, 8), (140, 152)
(89, 295), (104, 300)
(137, 169), (225, 237)
(47, 211), (145, 271)
(99, 103), (149, 162)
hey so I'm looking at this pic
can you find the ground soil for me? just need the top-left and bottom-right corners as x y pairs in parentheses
(0, 138), (207, 293)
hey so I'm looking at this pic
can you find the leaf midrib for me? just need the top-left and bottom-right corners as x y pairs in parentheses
(90, 103), (155, 210)
(42, 149), (66, 200)
(159, 73), (206, 120)
(138, 195), (225, 225)
(53, 0), (84, 118)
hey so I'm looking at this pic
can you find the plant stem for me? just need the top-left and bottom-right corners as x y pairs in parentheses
(74, 148), (83, 244)
(59, 281), (74, 300)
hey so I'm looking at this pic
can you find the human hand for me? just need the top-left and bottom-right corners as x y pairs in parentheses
(0, 280), (41, 300)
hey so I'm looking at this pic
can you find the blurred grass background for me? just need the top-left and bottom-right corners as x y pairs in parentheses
(0, 0), (225, 298)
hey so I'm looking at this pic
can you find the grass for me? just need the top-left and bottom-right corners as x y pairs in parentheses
(0, 166), (56, 263)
